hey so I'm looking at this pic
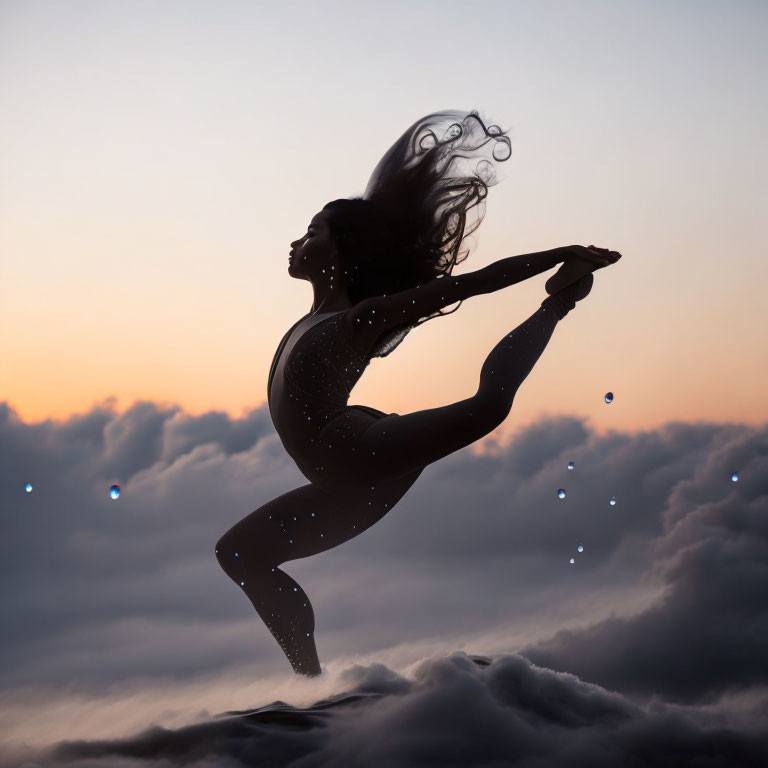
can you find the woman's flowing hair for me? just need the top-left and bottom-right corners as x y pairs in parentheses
(324, 109), (511, 357)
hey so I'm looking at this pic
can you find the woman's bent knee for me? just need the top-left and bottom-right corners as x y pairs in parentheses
(215, 526), (275, 577)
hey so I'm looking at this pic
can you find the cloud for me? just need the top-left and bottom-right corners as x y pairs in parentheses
(2, 399), (767, 761)
(7, 653), (767, 768)
(521, 423), (768, 703)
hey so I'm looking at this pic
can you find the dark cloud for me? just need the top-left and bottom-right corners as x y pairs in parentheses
(521, 424), (768, 703)
(159, 406), (273, 465)
(8, 653), (767, 768)
(2, 399), (767, 737)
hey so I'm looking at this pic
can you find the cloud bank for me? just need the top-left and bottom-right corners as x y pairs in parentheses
(9, 654), (768, 768)
(1, 400), (767, 764)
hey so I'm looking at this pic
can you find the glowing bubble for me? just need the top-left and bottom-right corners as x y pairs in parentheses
(609, 496), (617, 506)
(109, 484), (121, 500)
(25, 483), (33, 493)
(731, 472), (739, 482)
(569, 558), (575, 564)
(578, 545), (584, 553)
(567, 461), (575, 470)
(605, 392), (614, 404)
(558, 489), (567, 499)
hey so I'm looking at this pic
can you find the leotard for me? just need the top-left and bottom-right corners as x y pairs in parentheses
(268, 310), (394, 490)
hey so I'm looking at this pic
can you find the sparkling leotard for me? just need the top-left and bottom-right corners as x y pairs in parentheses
(268, 311), (374, 461)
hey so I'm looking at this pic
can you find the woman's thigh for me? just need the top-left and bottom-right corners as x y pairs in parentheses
(311, 405), (410, 491)
(217, 465), (423, 567)
(315, 398), (500, 485)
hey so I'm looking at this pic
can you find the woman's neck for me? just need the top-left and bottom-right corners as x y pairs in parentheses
(310, 284), (353, 314)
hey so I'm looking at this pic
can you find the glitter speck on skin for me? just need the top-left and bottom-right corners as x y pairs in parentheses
(604, 392), (614, 404)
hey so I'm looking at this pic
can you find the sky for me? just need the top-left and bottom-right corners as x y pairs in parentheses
(1, 1), (768, 766)
(1, 0), (766, 435)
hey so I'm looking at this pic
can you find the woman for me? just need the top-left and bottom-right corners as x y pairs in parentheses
(215, 111), (621, 676)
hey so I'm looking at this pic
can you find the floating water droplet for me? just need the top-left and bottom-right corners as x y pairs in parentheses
(25, 483), (33, 493)
(110, 484), (121, 500)
(577, 545), (584, 553)
(609, 496), (616, 506)
(605, 392), (614, 404)
(558, 489), (566, 499)
(731, 472), (739, 482)
(569, 558), (575, 564)
(567, 461), (575, 470)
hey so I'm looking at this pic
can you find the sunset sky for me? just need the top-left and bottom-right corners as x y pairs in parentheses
(2, 2), (767, 766)
(2, 0), (765, 437)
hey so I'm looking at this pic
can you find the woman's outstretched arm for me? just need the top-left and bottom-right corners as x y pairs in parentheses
(476, 247), (564, 294)
(344, 248), (565, 354)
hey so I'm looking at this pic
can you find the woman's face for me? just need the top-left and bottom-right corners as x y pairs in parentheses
(288, 211), (338, 281)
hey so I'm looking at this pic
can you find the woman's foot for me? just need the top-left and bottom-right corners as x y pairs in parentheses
(541, 274), (593, 319)
(545, 246), (621, 295)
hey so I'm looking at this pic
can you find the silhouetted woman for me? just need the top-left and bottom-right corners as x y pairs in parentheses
(216, 110), (621, 676)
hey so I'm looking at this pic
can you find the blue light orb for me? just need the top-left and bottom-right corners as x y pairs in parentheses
(25, 483), (33, 493)
(577, 545), (584, 553)
(109, 484), (121, 500)
(609, 496), (617, 506)
(558, 489), (567, 499)
(567, 461), (575, 470)
(731, 472), (739, 482)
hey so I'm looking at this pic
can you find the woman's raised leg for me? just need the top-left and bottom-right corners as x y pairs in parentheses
(347, 280), (591, 482)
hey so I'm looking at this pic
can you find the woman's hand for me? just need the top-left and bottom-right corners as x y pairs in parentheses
(559, 244), (622, 266)
(545, 245), (622, 295)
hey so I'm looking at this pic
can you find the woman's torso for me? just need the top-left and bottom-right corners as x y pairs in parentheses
(267, 310), (371, 457)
